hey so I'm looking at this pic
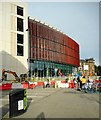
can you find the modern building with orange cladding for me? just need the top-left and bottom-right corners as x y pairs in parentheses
(28, 17), (80, 77)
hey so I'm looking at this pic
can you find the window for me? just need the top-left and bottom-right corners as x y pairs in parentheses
(17, 6), (23, 16)
(17, 45), (23, 56)
(17, 34), (24, 56)
(17, 34), (23, 44)
(17, 18), (23, 32)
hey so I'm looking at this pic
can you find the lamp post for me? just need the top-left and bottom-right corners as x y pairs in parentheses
(26, 17), (31, 80)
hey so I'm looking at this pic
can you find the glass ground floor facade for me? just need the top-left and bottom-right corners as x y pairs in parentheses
(29, 60), (77, 77)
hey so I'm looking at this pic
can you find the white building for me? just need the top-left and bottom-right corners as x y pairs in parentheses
(0, 2), (28, 80)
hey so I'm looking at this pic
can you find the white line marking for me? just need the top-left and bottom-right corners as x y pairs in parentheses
(27, 93), (50, 95)
(27, 96), (44, 98)
(0, 99), (8, 101)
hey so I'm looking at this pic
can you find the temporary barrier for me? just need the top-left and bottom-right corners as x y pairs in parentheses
(50, 81), (56, 85)
(37, 82), (44, 86)
(61, 80), (66, 83)
(29, 84), (36, 89)
(58, 83), (69, 88)
(12, 83), (23, 89)
(9, 89), (27, 118)
(0, 83), (12, 90)
(21, 82), (29, 89)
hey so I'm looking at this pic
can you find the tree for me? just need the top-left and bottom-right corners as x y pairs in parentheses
(95, 65), (101, 76)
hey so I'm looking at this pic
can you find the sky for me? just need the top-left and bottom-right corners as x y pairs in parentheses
(28, 2), (99, 65)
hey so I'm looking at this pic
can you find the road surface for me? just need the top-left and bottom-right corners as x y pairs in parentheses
(1, 88), (100, 119)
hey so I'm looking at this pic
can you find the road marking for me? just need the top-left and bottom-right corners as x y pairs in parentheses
(27, 96), (44, 98)
(0, 99), (8, 101)
(27, 93), (50, 95)
(27, 91), (55, 93)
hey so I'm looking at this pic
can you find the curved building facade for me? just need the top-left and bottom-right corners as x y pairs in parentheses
(28, 17), (80, 77)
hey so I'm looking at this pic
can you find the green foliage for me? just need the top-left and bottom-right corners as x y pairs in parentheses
(95, 65), (101, 76)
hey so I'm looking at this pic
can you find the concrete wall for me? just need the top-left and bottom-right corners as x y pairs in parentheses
(0, 2), (28, 80)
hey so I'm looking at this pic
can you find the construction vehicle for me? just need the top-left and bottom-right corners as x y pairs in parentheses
(2, 69), (27, 82)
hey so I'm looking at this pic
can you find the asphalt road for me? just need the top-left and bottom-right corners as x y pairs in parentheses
(1, 88), (100, 119)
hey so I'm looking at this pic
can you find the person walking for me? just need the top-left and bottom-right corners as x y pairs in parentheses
(77, 76), (82, 90)
(46, 79), (50, 88)
(81, 76), (87, 90)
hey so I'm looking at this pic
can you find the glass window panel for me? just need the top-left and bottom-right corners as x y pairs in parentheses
(17, 6), (23, 16)
(17, 45), (23, 56)
(17, 34), (23, 44)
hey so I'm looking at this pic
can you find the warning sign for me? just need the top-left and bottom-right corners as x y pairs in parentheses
(18, 100), (23, 110)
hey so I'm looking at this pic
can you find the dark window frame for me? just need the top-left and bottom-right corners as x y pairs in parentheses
(17, 45), (24, 56)
(17, 34), (24, 44)
(17, 17), (23, 32)
(17, 6), (23, 16)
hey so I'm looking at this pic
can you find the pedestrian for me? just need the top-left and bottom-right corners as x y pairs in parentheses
(73, 78), (77, 88)
(77, 76), (82, 90)
(46, 79), (50, 88)
(81, 76), (87, 90)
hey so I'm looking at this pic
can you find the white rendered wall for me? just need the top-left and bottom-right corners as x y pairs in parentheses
(0, 2), (28, 80)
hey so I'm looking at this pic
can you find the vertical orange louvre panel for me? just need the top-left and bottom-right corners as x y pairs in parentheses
(47, 28), (49, 39)
(45, 27), (47, 39)
(42, 25), (44, 38)
(49, 29), (51, 40)
(40, 24), (42, 37)
(49, 51), (50, 61)
(33, 48), (36, 59)
(47, 50), (49, 61)
(36, 23), (38, 36)
(33, 22), (36, 36)
(40, 24), (41, 37)
(39, 38), (41, 49)
(45, 26), (47, 39)
(44, 50), (46, 60)
(37, 23), (39, 37)
(39, 49), (41, 60)
(44, 27), (46, 39)
(49, 28), (51, 40)
(46, 50), (48, 61)
(39, 24), (41, 37)
(31, 48), (33, 58)
(50, 51), (51, 61)
(46, 27), (48, 39)
(51, 52), (53, 62)
(57, 53), (59, 62)
(43, 49), (44, 60)
(42, 26), (44, 38)
(35, 48), (37, 59)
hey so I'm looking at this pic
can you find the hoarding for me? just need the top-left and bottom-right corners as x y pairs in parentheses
(84, 65), (89, 70)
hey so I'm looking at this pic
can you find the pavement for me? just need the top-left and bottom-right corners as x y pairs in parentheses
(1, 88), (101, 119)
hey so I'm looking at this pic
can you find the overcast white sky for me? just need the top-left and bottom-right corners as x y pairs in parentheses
(27, 1), (99, 65)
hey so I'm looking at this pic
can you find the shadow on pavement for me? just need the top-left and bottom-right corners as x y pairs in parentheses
(1, 104), (9, 118)
(64, 91), (80, 94)
(27, 97), (33, 108)
(35, 112), (46, 120)
(2, 90), (13, 99)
